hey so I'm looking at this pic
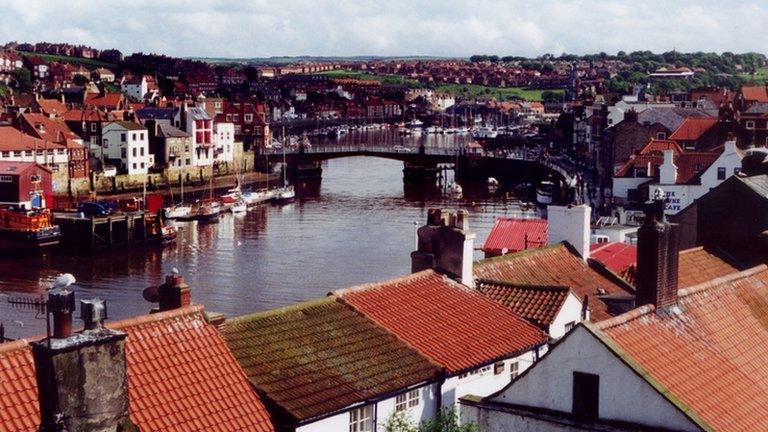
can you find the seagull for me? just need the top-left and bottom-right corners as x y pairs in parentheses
(12, 320), (24, 327)
(52, 273), (76, 289)
(171, 267), (180, 276)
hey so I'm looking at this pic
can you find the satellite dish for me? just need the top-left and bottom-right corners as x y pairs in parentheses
(143, 285), (159, 303)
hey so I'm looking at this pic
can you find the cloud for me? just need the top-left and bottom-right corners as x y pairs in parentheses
(0, 0), (766, 57)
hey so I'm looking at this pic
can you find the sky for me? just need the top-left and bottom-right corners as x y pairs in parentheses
(1, 0), (767, 58)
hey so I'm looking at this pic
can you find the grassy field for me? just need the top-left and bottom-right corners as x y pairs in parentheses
(18, 51), (117, 70)
(318, 69), (563, 101)
(739, 67), (768, 85)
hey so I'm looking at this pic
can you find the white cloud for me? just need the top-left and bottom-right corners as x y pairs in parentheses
(0, 0), (766, 57)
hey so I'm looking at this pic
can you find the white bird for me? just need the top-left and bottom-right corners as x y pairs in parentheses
(237, 241), (242, 246)
(171, 267), (180, 276)
(12, 320), (24, 327)
(52, 273), (76, 289)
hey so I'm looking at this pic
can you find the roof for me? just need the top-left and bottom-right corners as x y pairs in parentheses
(84, 92), (123, 108)
(0, 126), (61, 152)
(222, 297), (440, 422)
(615, 151), (719, 184)
(0, 341), (37, 432)
(475, 281), (572, 329)
(62, 108), (118, 122)
(637, 139), (683, 156)
(668, 117), (718, 141)
(677, 246), (740, 288)
(741, 85), (768, 103)
(19, 113), (81, 148)
(0, 305), (276, 432)
(136, 107), (176, 121)
(474, 243), (634, 321)
(589, 242), (637, 275)
(34, 99), (68, 117)
(482, 218), (548, 254)
(156, 123), (191, 138)
(335, 270), (547, 374)
(105, 121), (145, 131)
(595, 265), (768, 431)
(0, 161), (51, 175)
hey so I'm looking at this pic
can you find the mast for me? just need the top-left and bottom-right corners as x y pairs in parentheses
(281, 125), (287, 187)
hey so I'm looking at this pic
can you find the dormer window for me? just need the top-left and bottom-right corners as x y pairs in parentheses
(35, 123), (45, 132)
(656, 132), (666, 140)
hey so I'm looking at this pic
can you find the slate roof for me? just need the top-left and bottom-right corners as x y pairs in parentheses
(156, 123), (191, 138)
(335, 270), (547, 374)
(475, 281), (572, 329)
(743, 101), (768, 115)
(482, 218), (548, 255)
(596, 265), (768, 432)
(0, 305), (276, 432)
(222, 297), (440, 423)
(474, 243), (634, 321)
(636, 107), (713, 132)
(136, 107), (176, 121)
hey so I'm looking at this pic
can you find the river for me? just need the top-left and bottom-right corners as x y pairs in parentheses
(0, 130), (539, 339)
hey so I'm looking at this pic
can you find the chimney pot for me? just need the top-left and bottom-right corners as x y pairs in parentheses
(48, 288), (75, 339)
(158, 271), (191, 311)
(80, 298), (107, 330)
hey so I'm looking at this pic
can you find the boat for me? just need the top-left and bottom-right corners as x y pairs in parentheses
(457, 126), (470, 134)
(163, 171), (193, 220)
(161, 224), (178, 244)
(272, 125), (296, 204)
(536, 180), (557, 205)
(0, 206), (61, 253)
(196, 200), (221, 222)
(449, 182), (463, 199)
(230, 200), (247, 213)
(472, 126), (498, 139)
(487, 177), (499, 192)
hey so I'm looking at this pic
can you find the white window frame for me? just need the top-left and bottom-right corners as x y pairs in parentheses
(349, 405), (372, 432)
(746, 120), (755, 129)
(510, 361), (520, 379)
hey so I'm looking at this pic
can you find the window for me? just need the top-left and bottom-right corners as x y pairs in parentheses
(121, 133), (126, 142)
(494, 362), (505, 375)
(572, 372), (599, 421)
(132, 163), (137, 170)
(510, 361), (520, 379)
(244, 113), (253, 122)
(459, 365), (492, 379)
(121, 148), (127, 158)
(140, 163), (145, 169)
(656, 132), (667, 140)
(140, 132), (145, 140)
(140, 147), (145, 156)
(103, 139), (109, 148)
(0, 175), (12, 182)
(349, 405), (372, 432)
(746, 121), (756, 129)
(734, 167), (741, 175)
(132, 148), (137, 157)
(717, 167), (726, 180)
(90, 123), (97, 132)
(395, 389), (420, 412)
(1, 151), (8, 158)
(565, 321), (577, 332)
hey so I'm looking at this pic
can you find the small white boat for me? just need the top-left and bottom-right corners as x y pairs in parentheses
(472, 126), (498, 139)
(272, 185), (296, 204)
(230, 200), (247, 213)
(196, 201), (221, 223)
(458, 126), (470, 134)
(450, 182), (463, 198)
(487, 177), (499, 192)
(163, 204), (193, 220)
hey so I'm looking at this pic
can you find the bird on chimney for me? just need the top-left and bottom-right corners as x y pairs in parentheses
(51, 273), (76, 290)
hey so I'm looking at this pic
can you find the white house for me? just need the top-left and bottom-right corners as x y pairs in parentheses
(101, 121), (153, 175)
(213, 122), (234, 164)
(648, 139), (744, 214)
(174, 103), (214, 167)
(121, 75), (147, 101)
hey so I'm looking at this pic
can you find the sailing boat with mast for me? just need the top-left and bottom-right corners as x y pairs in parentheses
(272, 126), (296, 204)
(196, 173), (221, 222)
(163, 173), (193, 220)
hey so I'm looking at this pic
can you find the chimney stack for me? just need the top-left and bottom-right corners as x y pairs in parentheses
(547, 204), (591, 261)
(658, 149), (677, 184)
(158, 271), (192, 311)
(635, 189), (680, 309)
(412, 209), (476, 287)
(33, 294), (137, 432)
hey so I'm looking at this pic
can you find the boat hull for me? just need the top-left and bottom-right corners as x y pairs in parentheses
(0, 226), (61, 254)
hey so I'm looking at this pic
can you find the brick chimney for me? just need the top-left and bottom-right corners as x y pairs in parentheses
(411, 209), (476, 287)
(33, 294), (137, 432)
(635, 189), (680, 309)
(158, 272), (192, 311)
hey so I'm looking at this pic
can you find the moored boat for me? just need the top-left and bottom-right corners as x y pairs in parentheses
(196, 201), (221, 223)
(272, 185), (296, 204)
(0, 206), (61, 253)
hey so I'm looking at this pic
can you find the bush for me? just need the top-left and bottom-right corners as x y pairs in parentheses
(383, 407), (477, 432)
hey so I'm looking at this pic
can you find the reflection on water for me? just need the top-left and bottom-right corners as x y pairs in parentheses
(0, 148), (538, 339)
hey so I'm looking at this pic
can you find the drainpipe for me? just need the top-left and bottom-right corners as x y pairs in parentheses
(372, 399), (378, 432)
(436, 368), (447, 409)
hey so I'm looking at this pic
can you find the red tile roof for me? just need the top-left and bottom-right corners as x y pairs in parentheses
(0, 305), (275, 432)
(336, 270), (547, 374)
(596, 265), (768, 432)
(589, 242), (637, 275)
(34, 99), (68, 117)
(84, 92), (124, 109)
(637, 139), (683, 156)
(677, 246), (741, 288)
(223, 297), (440, 423)
(62, 109), (117, 122)
(475, 281), (572, 329)
(668, 117), (718, 141)
(741, 85), (768, 103)
(19, 113), (82, 149)
(0, 341), (38, 432)
(482, 218), (548, 255)
(614, 151), (719, 184)
(474, 243), (634, 321)
(0, 126), (63, 152)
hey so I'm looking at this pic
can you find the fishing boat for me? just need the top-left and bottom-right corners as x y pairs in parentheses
(472, 126), (498, 139)
(0, 206), (61, 253)
(161, 224), (178, 244)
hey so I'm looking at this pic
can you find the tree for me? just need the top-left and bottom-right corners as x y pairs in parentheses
(383, 408), (477, 432)
(12, 68), (32, 92)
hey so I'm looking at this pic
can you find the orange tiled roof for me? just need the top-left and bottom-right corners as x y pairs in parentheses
(637, 139), (683, 156)
(741, 85), (768, 103)
(482, 218), (548, 255)
(0, 126), (64, 152)
(475, 281), (571, 329)
(0, 305), (275, 432)
(474, 243), (634, 321)
(20, 113), (81, 148)
(668, 117), (718, 141)
(596, 266), (768, 431)
(0, 341), (38, 432)
(62, 108), (117, 122)
(84, 92), (123, 109)
(614, 151), (719, 184)
(335, 270), (547, 374)
(677, 246), (740, 288)
(34, 99), (68, 117)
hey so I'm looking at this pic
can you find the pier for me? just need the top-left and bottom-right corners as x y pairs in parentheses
(53, 212), (164, 252)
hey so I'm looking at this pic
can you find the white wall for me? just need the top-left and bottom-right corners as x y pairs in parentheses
(102, 124), (151, 175)
(295, 382), (439, 432)
(547, 205), (591, 260)
(214, 122), (235, 163)
(486, 327), (699, 431)
(612, 176), (649, 200)
(547, 292), (584, 339)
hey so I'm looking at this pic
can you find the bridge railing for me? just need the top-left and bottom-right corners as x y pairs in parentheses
(261, 145), (459, 156)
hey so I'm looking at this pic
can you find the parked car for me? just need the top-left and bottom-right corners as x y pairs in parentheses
(76, 202), (111, 218)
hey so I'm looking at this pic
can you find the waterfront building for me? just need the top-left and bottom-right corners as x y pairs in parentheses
(146, 119), (193, 170)
(62, 108), (118, 150)
(0, 126), (71, 190)
(174, 102), (214, 167)
(17, 112), (89, 179)
(213, 121), (235, 165)
(101, 121), (152, 175)
(0, 161), (52, 208)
